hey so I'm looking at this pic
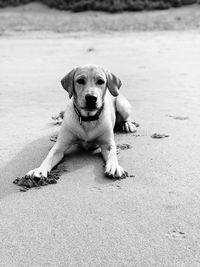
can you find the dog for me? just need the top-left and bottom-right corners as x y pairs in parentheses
(27, 64), (136, 179)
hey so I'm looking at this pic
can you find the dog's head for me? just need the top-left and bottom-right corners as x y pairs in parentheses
(61, 65), (121, 113)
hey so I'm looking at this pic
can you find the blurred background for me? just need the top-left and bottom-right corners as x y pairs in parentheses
(0, 0), (200, 35)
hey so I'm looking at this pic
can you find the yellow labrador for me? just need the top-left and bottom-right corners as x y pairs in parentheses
(27, 64), (136, 179)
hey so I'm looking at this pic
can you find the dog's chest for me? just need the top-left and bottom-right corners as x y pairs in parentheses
(74, 121), (102, 144)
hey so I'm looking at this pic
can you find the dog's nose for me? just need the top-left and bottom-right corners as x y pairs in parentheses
(85, 94), (97, 104)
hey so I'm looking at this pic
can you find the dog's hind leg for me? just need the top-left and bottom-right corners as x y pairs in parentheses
(115, 94), (136, 133)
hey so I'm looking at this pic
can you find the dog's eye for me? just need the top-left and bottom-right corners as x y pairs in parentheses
(76, 78), (86, 85)
(97, 79), (105, 85)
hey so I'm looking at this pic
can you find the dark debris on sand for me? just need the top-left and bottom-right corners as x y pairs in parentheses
(166, 115), (189, 120)
(151, 133), (169, 139)
(117, 144), (132, 150)
(51, 111), (65, 125)
(13, 164), (67, 192)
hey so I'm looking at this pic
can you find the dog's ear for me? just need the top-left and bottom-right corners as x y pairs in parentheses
(61, 68), (76, 99)
(106, 71), (122, 97)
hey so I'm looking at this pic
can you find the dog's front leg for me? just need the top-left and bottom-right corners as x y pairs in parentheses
(27, 132), (72, 178)
(101, 140), (128, 179)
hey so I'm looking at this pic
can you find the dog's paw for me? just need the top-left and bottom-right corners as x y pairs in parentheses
(105, 163), (128, 179)
(26, 167), (48, 178)
(121, 121), (136, 133)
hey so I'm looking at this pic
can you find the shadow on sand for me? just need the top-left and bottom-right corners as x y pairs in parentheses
(0, 133), (113, 199)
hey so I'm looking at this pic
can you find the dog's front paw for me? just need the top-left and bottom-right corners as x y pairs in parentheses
(105, 163), (128, 179)
(26, 167), (48, 178)
(121, 121), (136, 133)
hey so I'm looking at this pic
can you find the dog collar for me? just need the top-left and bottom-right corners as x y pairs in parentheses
(73, 104), (104, 124)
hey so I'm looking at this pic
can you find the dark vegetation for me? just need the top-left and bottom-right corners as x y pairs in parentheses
(0, 0), (198, 12)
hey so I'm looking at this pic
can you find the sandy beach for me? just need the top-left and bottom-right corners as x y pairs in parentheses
(0, 15), (200, 265)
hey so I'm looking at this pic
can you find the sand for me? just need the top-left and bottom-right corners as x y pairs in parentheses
(0, 31), (200, 266)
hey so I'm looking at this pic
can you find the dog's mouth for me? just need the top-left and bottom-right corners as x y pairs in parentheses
(84, 106), (98, 112)
(81, 104), (103, 115)
(84, 102), (98, 111)
(75, 102), (98, 112)
(82, 107), (99, 117)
